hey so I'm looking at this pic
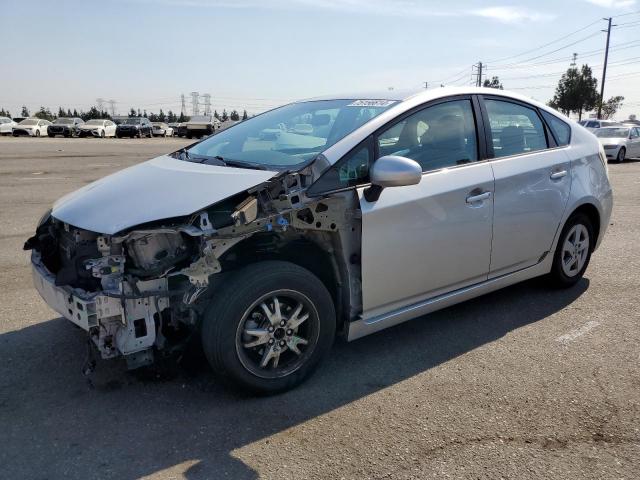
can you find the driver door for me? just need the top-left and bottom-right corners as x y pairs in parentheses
(358, 97), (495, 320)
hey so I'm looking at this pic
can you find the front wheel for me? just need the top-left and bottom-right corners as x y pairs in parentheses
(201, 261), (335, 394)
(617, 147), (625, 163)
(548, 213), (594, 288)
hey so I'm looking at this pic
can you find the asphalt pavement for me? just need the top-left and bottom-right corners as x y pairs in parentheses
(0, 137), (638, 479)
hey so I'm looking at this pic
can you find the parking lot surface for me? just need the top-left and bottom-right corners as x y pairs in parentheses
(0, 137), (638, 479)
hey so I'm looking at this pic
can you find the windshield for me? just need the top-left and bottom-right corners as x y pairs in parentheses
(122, 118), (141, 125)
(186, 99), (397, 169)
(20, 119), (38, 125)
(86, 120), (103, 126)
(595, 127), (630, 138)
(54, 118), (74, 124)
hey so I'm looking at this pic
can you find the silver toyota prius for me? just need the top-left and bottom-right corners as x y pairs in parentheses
(26, 87), (613, 393)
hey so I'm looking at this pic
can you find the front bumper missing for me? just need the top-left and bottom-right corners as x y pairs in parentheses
(31, 251), (169, 367)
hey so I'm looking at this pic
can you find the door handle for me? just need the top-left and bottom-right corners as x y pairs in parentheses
(466, 191), (492, 204)
(550, 170), (567, 180)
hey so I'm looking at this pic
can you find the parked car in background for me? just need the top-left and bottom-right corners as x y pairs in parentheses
(185, 115), (218, 138)
(0, 116), (17, 135)
(173, 122), (187, 137)
(116, 117), (153, 138)
(152, 122), (173, 137)
(25, 87), (613, 393)
(78, 119), (117, 138)
(12, 118), (51, 137)
(578, 119), (620, 132)
(47, 117), (84, 137)
(594, 125), (640, 162)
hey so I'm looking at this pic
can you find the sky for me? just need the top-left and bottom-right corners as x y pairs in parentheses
(1, 0), (639, 119)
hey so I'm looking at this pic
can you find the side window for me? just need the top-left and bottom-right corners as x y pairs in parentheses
(307, 142), (372, 195)
(541, 110), (571, 146)
(376, 99), (478, 172)
(485, 99), (547, 158)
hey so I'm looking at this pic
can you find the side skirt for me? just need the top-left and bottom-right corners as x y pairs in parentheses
(347, 258), (552, 341)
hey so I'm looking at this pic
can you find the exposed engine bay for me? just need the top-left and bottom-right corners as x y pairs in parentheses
(25, 169), (362, 370)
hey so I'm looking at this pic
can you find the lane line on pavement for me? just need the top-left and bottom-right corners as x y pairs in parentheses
(555, 320), (600, 345)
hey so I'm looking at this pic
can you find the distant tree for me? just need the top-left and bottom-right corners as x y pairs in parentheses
(21, 105), (30, 117)
(242, 109), (248, 121)
(549, 64), (598, 120)
(158, 109), (166, 122)
(143, 109), (147, 118)
(221, 109), (229, 122)
(599, 95), (624, 120)
(148, 112), (158, 122)
(230, 109), (240, 121)
(57, 107), (66, 118)
(213, 110), (220, 120)
(129, 108), (137, 117)
(81, 106), (102, 121)
(137, 109), (142, 117)
(167, 110), (177, 122)
(34, 106), (55, 121)
(0, 108), (11, 118)
(73, 109), (79, 117)
(67, 109), (73, 117)
(483, 76), (503, 89)
(178, 112), (187, 123)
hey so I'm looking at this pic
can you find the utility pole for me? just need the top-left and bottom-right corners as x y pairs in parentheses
(108, 99), (116, 116)
(474, 62), (483, 87)
(423, 81), (428, 89)
(597, 17), (614, 119)
(96, 98), (105, 112)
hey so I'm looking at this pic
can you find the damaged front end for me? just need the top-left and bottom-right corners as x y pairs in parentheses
(25, 169), (362, 370)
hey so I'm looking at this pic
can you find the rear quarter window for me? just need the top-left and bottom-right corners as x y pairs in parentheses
(541, 111), (571, 146)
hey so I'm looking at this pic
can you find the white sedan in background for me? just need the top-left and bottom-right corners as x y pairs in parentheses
(152, 122), (174, 137)
(594, 126), (640, 162)
(0, 116), (17, 135)
(12, 118), (51, 137)
(78, 119), (117, 138)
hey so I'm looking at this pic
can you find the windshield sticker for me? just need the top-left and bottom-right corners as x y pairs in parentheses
(347, 100), (396, 107)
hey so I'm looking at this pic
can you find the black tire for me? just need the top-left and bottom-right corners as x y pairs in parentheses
(548, 213), (594, 288)
(48, 133), (54, 138)
(617, 147), (625, 163)
(201, 261), (336, 394)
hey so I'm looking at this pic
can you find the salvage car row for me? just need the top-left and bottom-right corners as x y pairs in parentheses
(0, 115), (221, 139)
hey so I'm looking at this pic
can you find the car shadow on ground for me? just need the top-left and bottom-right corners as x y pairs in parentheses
(0, 278), (589, 479)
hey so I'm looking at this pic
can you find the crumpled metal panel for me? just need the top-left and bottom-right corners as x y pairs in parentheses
(51, 155), (276, 234)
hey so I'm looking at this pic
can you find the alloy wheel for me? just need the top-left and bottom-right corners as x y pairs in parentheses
(561, 224), (590, 277)
(235, 289), (320, 379)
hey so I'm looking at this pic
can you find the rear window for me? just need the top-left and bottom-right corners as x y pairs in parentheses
(541, 111), (571, 146)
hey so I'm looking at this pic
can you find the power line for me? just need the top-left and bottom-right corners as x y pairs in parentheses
(485, 18), (602, 64)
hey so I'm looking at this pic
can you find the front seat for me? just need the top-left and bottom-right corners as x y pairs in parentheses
(415, 114), (469, 170)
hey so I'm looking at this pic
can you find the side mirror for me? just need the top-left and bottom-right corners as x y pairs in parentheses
(363, 155), (422, 202)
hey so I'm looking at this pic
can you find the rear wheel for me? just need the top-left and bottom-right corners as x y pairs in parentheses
(201, 261), (335, 394)
(548, 213), (594, 288)
(617, 147), (625, 163)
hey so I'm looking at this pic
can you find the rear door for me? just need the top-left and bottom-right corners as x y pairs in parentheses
(480, 96), (571, 278)
(630, 128), (640, 157)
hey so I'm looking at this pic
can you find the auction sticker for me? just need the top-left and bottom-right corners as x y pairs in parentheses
(347, 100), (396, 107)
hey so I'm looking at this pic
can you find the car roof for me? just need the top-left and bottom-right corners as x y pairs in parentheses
(298, 86), (556, 112)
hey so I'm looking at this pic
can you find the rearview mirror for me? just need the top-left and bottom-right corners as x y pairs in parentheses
(363, 155), (422, 202)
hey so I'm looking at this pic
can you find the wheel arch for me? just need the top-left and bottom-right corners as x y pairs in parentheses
(217, 233), (346, 331)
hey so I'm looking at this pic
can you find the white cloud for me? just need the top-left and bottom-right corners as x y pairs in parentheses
(131, 0), (554, 23)
(471, 6), (555, 23)
(584, 0), (637, 7)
